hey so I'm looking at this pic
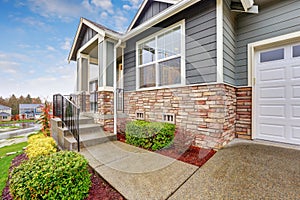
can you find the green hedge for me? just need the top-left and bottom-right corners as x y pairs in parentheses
(125, 120), (175, 151)
(10, 151), (91, 200)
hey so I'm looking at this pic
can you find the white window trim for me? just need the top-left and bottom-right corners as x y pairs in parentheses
(135, 19), (186, 91)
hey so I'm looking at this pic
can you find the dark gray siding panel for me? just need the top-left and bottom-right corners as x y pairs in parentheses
(236, 0), (300, 86)
(133, 1), (172, 29)
(80, 27), (97, 48)
(124, 0), (217, 91)
(223, 0), (236, 85)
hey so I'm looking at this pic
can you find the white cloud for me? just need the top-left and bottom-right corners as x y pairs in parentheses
(100, 12), (108, 18)
(61, 38), (71, 50)
(91, 0), (113, 10)
(123, 4), (131, 10)
(47, 45), (55, 51)
(27, 0), (82, 22)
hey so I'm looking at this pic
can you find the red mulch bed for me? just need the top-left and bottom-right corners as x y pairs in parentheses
(2, 153), (124, 200)
(117, 133), (216, 167)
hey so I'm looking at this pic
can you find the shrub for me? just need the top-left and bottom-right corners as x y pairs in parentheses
(26, 134), (57, 159)
(10, 151), (91, 200)
(125, 120), (175, 150)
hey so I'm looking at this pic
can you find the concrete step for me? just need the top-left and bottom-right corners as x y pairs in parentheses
(64, 125), (116, 151)
(79, 116), (94, 125)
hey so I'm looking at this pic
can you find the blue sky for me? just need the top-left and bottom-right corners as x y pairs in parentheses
(0, 0), (141, 100)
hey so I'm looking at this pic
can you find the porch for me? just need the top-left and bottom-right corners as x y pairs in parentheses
(67, 18), (126, 134)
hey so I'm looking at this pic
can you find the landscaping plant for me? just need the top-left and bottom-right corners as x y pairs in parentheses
(25, 134), (57, 159)
(125, 120), (175, 150)
(10, 151), (91, 200)
(37, 101), (51, 136)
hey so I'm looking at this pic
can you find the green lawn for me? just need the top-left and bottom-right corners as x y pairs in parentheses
(0, 120), (35, 125)
(0, 142), (28, 196)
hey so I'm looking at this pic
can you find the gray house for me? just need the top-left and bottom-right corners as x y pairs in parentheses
(66, 0), (300, 149)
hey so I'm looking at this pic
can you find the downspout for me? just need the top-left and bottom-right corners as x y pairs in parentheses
(114, 39), (122, 135)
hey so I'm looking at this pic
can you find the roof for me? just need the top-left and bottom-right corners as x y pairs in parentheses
(83, 18), (122, 36)
(68, 17), (123, 61)
(19, 104), (43, 109)
(0, 112), (10, 117)
(0, 104), (11, 110)
(127, 0), (181, 32)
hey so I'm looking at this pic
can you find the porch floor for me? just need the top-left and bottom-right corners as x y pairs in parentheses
(80, 139), (300, 200)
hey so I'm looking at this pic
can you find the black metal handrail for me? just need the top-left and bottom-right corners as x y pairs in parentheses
(53, 94), (80, 151)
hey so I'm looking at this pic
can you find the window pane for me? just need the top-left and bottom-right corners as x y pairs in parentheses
(159, 57), (181, 86)
(139, 39), (155, 65)
(139, 64), (156, 88)
(157, 26), (181, 60)
(293, 45), (300, 58)
(260, 48), (284, 63)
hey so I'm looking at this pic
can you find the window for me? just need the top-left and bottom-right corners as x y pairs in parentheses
(293, 45), (300, 58)
(162, 113), (175, 124)
(137, 21), (185, 89)
(3, 116), (7, 120)
(136, 112), (144, 120)
(260, 48), (284, 63)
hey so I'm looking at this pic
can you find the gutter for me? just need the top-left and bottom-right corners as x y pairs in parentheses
(113, 39), (122, 135)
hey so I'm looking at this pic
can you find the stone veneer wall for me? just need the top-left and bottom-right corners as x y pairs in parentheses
(96, 91), (114, 132)
(236, 87), (252, 139)
(122, 84), (237, 149)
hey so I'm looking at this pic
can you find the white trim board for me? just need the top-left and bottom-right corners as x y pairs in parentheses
(248, 30), (300, 142)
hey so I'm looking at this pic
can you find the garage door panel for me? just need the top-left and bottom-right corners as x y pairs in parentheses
(259, 123), (285, 138)
(260, 105), (285, 118)
(260, 68), (285, 82)
(291, 127), (300, 140)
(292, 86), (300, 98)
(259, 87), (285, 99)
(291, 105), (300, 118)
(291, 65), (300, 79)
(255, 44), (300, 145)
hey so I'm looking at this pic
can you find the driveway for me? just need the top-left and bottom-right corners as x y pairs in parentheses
(169, 140), (300, 200)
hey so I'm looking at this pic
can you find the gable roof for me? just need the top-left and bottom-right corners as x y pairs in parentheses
(68, 0), (204, 61)
(0, 112), (11, 117)
(68, 17), (123, 62)
(0, 105), (11, 110)
(127, 0), (181, 32)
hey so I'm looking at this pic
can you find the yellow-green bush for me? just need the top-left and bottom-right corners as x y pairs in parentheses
(26, 134), (57, 159)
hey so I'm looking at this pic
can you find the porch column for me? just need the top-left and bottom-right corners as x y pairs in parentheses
(76, 53), (89, 92)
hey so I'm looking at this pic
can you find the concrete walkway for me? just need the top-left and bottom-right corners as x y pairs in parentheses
(80, 140), (300, 200)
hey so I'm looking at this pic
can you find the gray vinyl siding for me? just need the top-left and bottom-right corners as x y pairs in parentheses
(223, 0), (236, 85)
(80, 27), (97, 48)
(124, 0), (216, 91)
(132, 1), (172, 29)
(236, 0), (300, 86)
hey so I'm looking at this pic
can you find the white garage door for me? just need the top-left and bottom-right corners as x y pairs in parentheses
(254, 43), (300, 145)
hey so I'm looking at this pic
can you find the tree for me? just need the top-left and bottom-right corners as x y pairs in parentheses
(25, 94), (32, 104)
(8, 94), (18, 115)
(19, 95), (25, 104)
(37, 101), (51, 136)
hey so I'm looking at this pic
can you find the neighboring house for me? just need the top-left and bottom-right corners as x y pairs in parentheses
(66, 0), (300, 149)
(19, 104), (43, 119)
(0, 105), (12, 121)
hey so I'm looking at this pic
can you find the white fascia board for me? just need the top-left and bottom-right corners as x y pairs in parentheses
(82, 18), (121, 40)
(123, 0), (202, 41)
(68, 18), (83, 62)
(127, 0), (149, 32)
(154, 0), (179, 4)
